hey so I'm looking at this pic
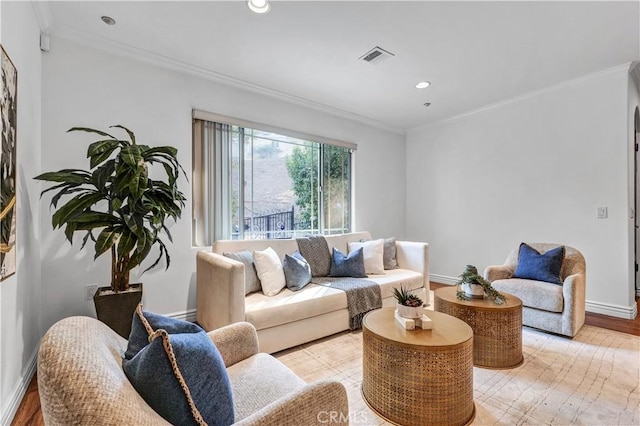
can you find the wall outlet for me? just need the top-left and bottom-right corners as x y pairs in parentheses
(597, 206), (608, 219)
(86, 284), (98, 300)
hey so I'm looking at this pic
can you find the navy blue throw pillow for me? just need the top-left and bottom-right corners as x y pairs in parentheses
(513, 243), (565, 285)
(283, 251), (312, 291)
(123, 305), (234, 426)
(330, 247), (367, 278)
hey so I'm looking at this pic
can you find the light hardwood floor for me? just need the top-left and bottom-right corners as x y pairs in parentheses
(10, 282), (640, 426)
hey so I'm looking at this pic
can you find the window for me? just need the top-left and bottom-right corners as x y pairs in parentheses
(192, 111), (354, 245)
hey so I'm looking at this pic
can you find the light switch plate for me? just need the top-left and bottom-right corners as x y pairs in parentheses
(597, 207), (608, 219)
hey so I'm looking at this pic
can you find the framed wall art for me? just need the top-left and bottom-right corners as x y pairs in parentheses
(1, 45), (17, 281)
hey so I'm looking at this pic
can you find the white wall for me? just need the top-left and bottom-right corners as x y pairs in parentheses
(0, 1), (42, 424)
(629, 63), (640, 300)
(40, 37), (406, 330)
(406, 65), (635, 318)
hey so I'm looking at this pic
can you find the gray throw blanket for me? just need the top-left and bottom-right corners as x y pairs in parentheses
(311, 277), (382, 330)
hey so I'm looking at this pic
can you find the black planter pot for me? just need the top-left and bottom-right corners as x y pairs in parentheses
(93, 283), (143, 339)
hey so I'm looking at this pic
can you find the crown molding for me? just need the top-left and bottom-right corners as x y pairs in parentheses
(31, 0), (53, 33)
(51, 26), (405, 136)
(411, 62), (633, 133)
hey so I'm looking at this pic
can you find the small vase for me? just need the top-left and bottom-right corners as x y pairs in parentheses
(396, 303), (423, 319)
(461, 283), (485, 299)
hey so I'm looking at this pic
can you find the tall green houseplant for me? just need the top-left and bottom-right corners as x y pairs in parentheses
(35, 126), (186, 292)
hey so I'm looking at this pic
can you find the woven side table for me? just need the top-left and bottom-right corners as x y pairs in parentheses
(362, 308), (475, 426)
(434, 286), (523, 369)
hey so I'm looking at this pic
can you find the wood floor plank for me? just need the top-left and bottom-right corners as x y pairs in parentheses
(11, 282), (639, 425)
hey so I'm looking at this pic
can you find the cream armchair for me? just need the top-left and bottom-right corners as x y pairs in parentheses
(38, 317), (349, 425)
(484, 243), (586, 337)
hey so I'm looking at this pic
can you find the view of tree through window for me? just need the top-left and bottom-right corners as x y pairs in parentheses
(226, 126), (351, 240)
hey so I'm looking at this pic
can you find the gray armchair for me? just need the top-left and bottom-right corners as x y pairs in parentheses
(38, 317), (349, 425)
(484, 243), (586, 337)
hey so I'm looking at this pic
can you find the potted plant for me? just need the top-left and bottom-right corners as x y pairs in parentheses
(457, 264), (505, 304)
(35, 125), (186, 338)
(393, 286), (424, 318)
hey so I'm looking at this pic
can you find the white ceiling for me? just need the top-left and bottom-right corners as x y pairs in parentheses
(45, 1), (640, 131)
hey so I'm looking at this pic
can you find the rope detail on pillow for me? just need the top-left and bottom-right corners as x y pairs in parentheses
(149, 329), (207, 426)
(135, 304), (155, 340)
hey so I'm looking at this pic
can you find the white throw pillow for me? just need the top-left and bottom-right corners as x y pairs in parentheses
(348, 239), (385, 275)
(253, 247), (286, 296)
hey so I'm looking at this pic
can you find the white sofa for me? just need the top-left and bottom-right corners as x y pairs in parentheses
(197, 231), (429, 353)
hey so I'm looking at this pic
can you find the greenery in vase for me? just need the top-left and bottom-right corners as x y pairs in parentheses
(393, 286), (424, 307)
(35, 126), (186, 293)
(456, 264), (505, 304)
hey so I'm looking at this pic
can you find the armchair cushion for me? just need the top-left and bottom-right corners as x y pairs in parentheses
(123, 306), (234, 426)
(513, 243), (565, 285)
(491, 278), (564, 312)
(227, 353), (306, 420)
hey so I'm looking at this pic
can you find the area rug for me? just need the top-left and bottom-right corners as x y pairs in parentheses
(275, 315), (639, 425)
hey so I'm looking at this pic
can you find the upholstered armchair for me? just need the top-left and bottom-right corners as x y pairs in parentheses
(38, 317), (349, 425)
(484, 243), (586, 337)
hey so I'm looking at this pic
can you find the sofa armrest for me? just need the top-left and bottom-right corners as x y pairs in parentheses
(395, 241), (429, 285)
(484, 265), (514, 282)
(197, 251), (246, 332)
(234, 380), (349, 426)
(207, 322), (259, 368)
(561, 273), (586, 337)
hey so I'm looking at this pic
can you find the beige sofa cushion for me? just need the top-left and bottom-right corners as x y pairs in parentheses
(246, 284), (347, 331)
(492, 278), (564, 313)
(245, 269), (424, 330)
(367, 269), (424, 299)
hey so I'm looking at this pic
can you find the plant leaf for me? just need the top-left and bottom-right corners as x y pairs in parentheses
(95, 228), (120, 259)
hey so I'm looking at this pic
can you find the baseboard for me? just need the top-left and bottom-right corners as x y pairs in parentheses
(431, 274), (638, 320)
(1, 348), (38, 426)
(585, 300), (638, 320)
(166, 308), (197, 323)
(429, 274), (458, 286)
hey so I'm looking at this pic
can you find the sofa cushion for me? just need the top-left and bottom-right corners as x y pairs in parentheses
(244, 269), (424, 330)
(330, 247), (366, 278)
(491, 278), (564, 312)
(223, 251), (261, 295)
(226, 353), (306, 421)
(383, 237), (398, 270)
(296, 235), (332, 277)
(254, 247), (286, 297)
(348, 239), (385, 275)
(123, 305), (234, 426)
(365, 269), (424, 299)
(283, 251), (312, 291)
(513, 243), (565, 285)
(245, 284), (348, 330)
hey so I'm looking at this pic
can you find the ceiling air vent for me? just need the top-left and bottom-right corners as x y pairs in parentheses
(359, 46), (395, 65)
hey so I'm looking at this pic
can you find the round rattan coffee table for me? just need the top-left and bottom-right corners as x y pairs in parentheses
(362, 308), (475, 426)
(434, 286), (523, 369)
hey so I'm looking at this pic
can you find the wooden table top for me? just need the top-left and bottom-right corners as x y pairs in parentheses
(435, 285), (522, 311)
(362, 307), (472, 348)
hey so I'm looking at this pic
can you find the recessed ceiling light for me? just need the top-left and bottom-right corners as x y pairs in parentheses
(247, 0), (271, 14)
(423, 103), (432, 108)
(416, 81), (431, 89)
(101, 16), (116, 26)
